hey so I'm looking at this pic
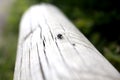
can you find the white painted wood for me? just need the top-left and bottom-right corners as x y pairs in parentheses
(14, 3), (120, 80)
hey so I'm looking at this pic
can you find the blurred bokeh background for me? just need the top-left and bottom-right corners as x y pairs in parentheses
(0, 0), (120, 80)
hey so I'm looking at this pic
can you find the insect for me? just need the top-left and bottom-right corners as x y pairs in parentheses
(57, 34), (63, 39)
(72, 43), (75, 46)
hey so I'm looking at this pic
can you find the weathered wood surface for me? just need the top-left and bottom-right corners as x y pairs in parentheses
(14, 4), (120, 80)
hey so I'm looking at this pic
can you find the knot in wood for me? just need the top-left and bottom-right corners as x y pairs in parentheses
(57, 34), (63, 39)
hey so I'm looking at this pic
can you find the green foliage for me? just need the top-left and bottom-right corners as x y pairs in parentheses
(0, 0), (31, 80)
(4, 0), (31, 36)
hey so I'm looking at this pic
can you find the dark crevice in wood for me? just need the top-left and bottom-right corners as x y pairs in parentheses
(23, 31), (32, 41)
(54, 38), (73, 76)
(19, 45), (23, 80)
(44, 16), (54, 40)
(54, 38), (69, 67)
(36, 43), (46, 80)
(43, 39), (45, 47)
(42, 37), (50, 67)
(60, 23), (65, 31)
(23, 28), (36, 42)
(28, 49), (32, 80)
(43, 36), (46, 42)
(43, 48), (50, 67)
(38, 24), (42, 39)
(29, 36), (32, 80)
(39, 23), (50, 67)
(55, 38), (64, 60)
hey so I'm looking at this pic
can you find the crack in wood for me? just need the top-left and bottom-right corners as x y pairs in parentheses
(38, 23), (50, 68)
(54, 38), (70, 67)
(22, 28), (36, 42)
(19, 45), (23, 80)
(38, 24), (42, 39)
(36, 43), (46, 80)
(28, 36), (32, 80)
(42, 37), (50, 67)
(60, 23), (65, 31)
(43, 39), (45, 47)
(44, 16), (54, 40)
(28, 49), (32, 80)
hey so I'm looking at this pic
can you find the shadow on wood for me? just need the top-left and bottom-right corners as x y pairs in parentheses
(14, 3), (120, 80)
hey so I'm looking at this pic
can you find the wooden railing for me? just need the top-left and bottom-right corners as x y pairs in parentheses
(14, 3), (120, 80)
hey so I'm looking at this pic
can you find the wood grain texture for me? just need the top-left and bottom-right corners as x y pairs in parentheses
(14, 3), (120, 80)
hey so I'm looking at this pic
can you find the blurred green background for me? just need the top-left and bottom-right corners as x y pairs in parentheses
(0, 0), (120, 80)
